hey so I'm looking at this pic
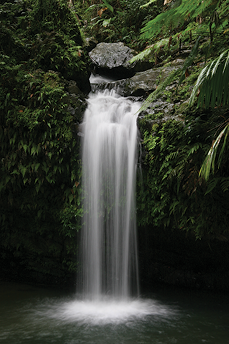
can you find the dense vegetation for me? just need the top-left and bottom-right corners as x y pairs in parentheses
(0, 0), (90, 284)
(1, 0), (229, 288)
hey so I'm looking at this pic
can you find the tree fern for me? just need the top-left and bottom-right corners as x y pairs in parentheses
(189, 48), (229, 108)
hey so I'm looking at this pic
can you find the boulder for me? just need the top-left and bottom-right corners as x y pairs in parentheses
(92, 59), (185, 98)
(89, 42), (135, 79)
(89, 42), (154, 79)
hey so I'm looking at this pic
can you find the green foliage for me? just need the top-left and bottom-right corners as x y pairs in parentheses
(29, 0), (82, 40)
(0, 62), (83, 276)
(0, 0), (89, 282)
(140, 0), (157, 9)
(102, 0), (114, 13)
(137, 108), (229, 241)
(190, 48), (229, 108)
(136, 67), (182, 114)
(80, 0), (159, 47)
(141, 0), (222, 40)
(177, 35), (201, 86)
(189, 48), (229, 187)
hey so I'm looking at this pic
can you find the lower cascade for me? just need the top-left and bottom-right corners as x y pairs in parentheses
(80, 89), (141, 299)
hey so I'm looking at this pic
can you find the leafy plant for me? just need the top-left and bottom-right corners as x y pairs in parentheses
(189, 48), (229, 108)
(199, 121), (229, 180)
(141, 0), (222, 40)
(0, 0), (89, 283)
(81, 0), (159, 47)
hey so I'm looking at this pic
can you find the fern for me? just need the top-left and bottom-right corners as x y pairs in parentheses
(189, 48), (229, 107)
(141, 0), (221, 39)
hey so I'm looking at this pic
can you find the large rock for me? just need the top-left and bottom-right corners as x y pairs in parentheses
(89, 42), (135, 78)
(89, 42), (154, 79)
(92, 59), (185, 97)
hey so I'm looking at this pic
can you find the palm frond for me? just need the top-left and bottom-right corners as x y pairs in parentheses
(189, 48), (229, 108)
(221, 177), (229, 192)
(199, 122), (229, 180)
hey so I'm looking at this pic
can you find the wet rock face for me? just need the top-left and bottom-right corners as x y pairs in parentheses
(92, 60), (184, 98)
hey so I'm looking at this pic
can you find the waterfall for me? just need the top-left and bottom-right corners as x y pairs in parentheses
(80, 89), (141, 299)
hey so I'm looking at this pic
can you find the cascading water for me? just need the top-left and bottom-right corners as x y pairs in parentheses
(0, 84), (181, 337)
(2, 89), (227, 344)
(13, 83), (175, 327)
(80, 89), (141, 299)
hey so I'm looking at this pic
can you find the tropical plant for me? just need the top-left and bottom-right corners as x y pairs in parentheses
(189, 48), (229, 108)
(0, 0), (87, 283)
(199, 122), (229, 180)
(189, 48), (229, 182)
(80, 0), (159, 47)
(140, 0), (223, 41)
(132, 36), (201, 115)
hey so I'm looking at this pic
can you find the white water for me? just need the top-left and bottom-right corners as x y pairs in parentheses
(80, 89), (141, 299)
(32, 296), (174, 325)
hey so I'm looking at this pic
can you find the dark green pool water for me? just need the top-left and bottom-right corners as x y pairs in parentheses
(0, 282), (228, 344)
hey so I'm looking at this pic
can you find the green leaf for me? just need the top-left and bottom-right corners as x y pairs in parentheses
(190, 48), (229, 108)
(20, 166), (27, 178)
(11, 170), (20, 175)
(34, 163), (40, 172)
(140, 0), (157, 9)
(205, 177), (219, 195)
(103, 18), (111, 27)
(102, 0), (113, 13)
(69, 194), (74, 203)
(22, 144), (28, 153)
(199, 123), (229, 180)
